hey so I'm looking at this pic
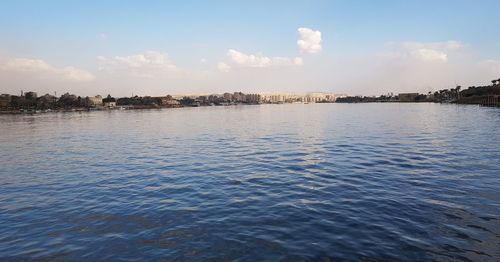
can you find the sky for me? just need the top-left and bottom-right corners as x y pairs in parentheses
(1, 0), (499, 96)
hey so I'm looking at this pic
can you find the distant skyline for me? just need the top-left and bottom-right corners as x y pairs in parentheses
(1, 0), (499, 96)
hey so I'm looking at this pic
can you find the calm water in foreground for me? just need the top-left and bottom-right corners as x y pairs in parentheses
(0, 103), (499, 261)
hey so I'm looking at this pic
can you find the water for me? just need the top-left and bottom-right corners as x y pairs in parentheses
(0, 103), (499, 261)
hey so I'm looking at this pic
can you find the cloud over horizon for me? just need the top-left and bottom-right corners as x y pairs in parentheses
(0, 38), (498, 97)
(383, 41), (463, 63)
(97, 51), (178, 77)
(335, 40), (500, 95)
(217, 27), (317, 72)
(1, 58), (95, 82)
(297, 27), (322, 54)
(219, 49), (303, 72)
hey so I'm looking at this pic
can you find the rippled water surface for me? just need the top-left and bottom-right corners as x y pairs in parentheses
(1, 103), (499, 261)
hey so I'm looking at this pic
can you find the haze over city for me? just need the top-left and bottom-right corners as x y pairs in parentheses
(1, 0), (499, 97)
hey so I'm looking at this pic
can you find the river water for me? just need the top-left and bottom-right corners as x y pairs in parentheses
(0, 103), (499, 261)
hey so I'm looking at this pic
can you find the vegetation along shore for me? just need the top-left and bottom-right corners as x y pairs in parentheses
(1, 78), (499, 114)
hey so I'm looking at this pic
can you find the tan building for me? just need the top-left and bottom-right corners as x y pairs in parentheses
(89, 95), (103, 106)
(160, 96), (180, 106)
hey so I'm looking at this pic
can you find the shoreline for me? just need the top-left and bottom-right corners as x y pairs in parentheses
(1, 101), (496, 115)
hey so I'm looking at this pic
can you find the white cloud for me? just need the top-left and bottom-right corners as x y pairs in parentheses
(400, 40), (462, 51)
(383, 41), (463, 63)
(100, 33), (108, 40)
(216, 27), (311, 72)
(225, 49), (303, 68)
(217, 62), (231, 72)
(98, 51), (176, 70)
(97, 51), (177, 77)
(411, 48), (448, 62)
(1, 58), (94, 81)
(297, 27), (322, 54)
(349, 40), (500, 94)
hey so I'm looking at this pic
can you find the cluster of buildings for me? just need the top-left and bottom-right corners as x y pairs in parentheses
(0, 92), (336, 111)
(16, 89), (483, 113)
(3, 78), (498, 112)
(259, 93), (336, 103)
(0, 90), (340, 112)
(180, 92), (262, 105)
(3, 80), (498, 112)
(175, 92), (337, 106)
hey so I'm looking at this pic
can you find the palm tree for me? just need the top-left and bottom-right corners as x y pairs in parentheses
(455, 86), (461, 100)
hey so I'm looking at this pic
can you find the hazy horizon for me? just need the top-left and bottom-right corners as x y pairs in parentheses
(1, 0), (499, 97)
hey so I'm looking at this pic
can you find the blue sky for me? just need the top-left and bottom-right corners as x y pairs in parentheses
(1, 0), (499, 96)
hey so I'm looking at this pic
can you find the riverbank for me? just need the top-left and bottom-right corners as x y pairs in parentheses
(2, 100), (498, 116)
(0, 103), (258, 115)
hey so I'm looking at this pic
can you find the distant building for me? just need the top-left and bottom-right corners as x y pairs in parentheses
(265, 94), (284, 103)
(89, 95), (103, 106)
(102, 95), (116, 108)
(0, 94), (12, 108)
(304, 94), (322, 103)
(223, 93), (233, 101)
(24, 91), (37, 100)
(258, 92), (337, 104)
(245, 94), (261, 104)
(399, 93), (419, 102)
(160, 96), (180, 106)
(325, 94), (336, 102)
(165, 99), (180, 106)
